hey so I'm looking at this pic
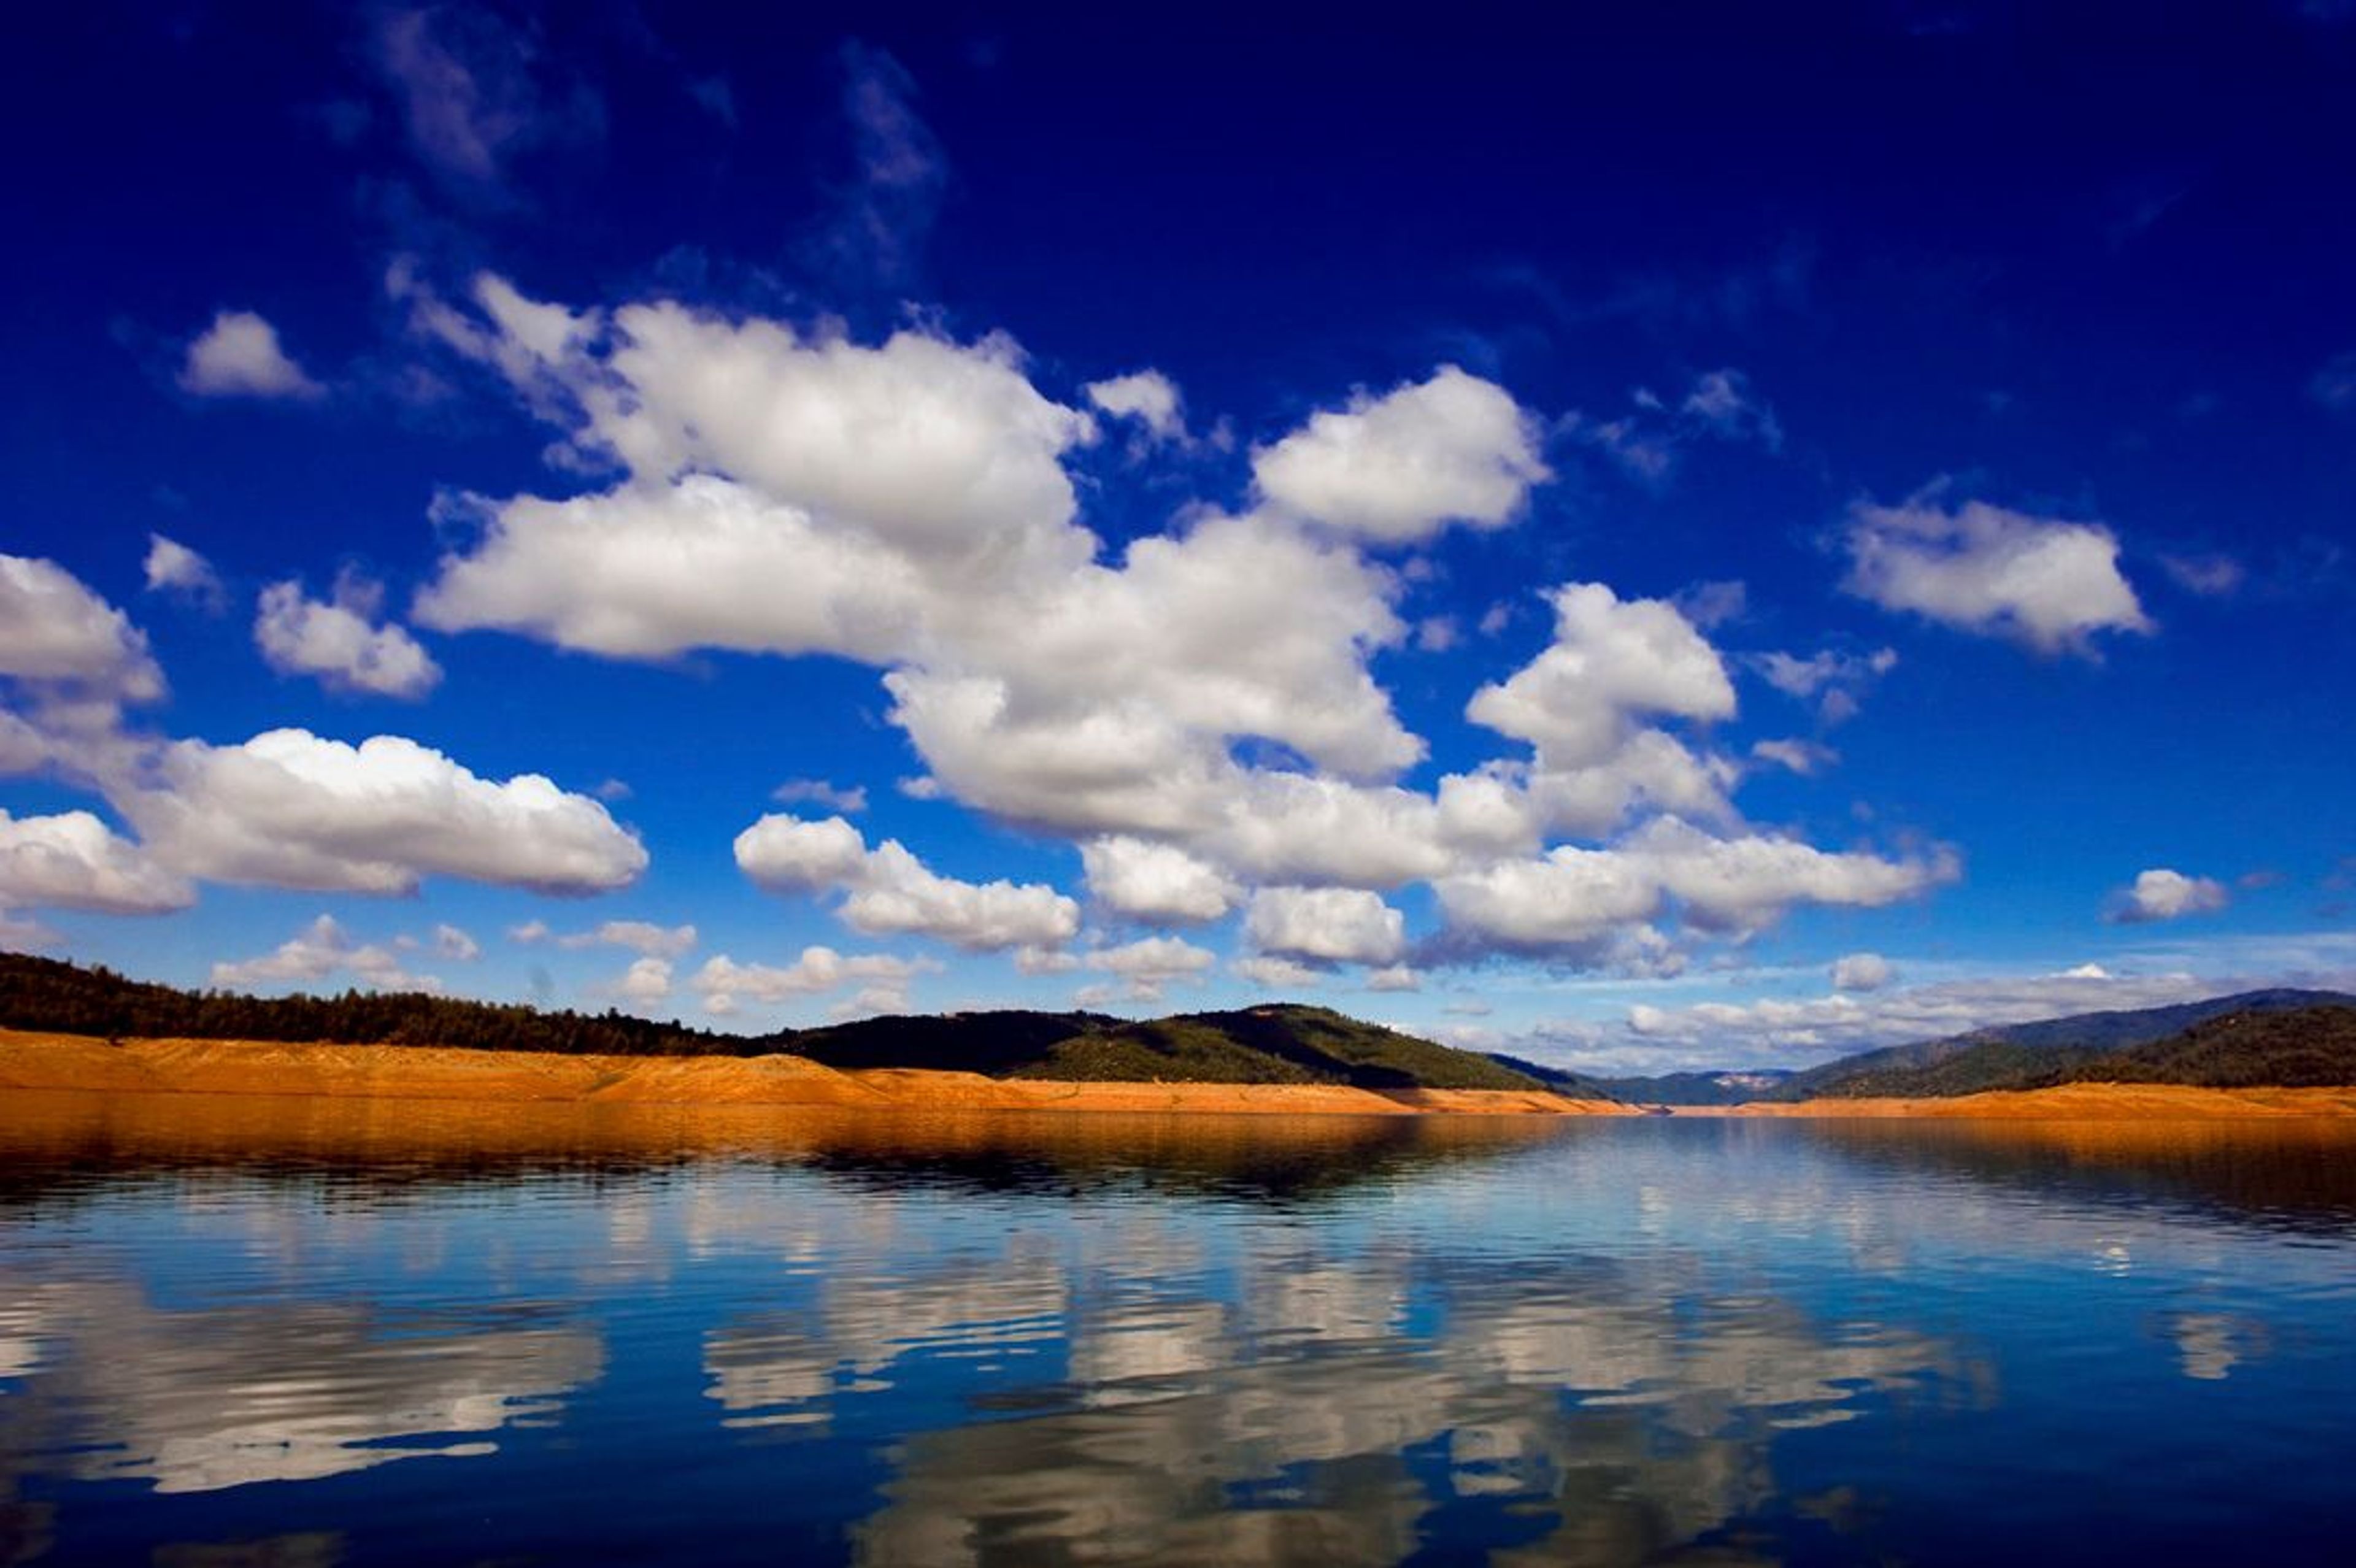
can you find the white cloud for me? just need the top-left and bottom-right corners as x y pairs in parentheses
(735, 813), (1079, 953)
(771, 777), (868, 814)
(118, 728), (647, 895)
(604, 956), (675, 1007)
(1842, 494), (2152, 655)
(1244, 886), (1406, 966)
(1831, 951), (1895, 992)
(387, 282), (1969, 977)
(1437, 817), (1952, 953)
(507, 918), (551, 944)
(1434, 846), (1665, 953)
(556, 919), (697, 959)
(212, 914), (440, 993)
(1632, 817), (1957, 936)
(0, 554), (167, 720)
(433, 923), (480, 961)
(0, 809), (192, 913)
(690, 947), (933, 1013)
(178, 310), (324, 400)
(255, 577), (442, 699)
(1084, 935), (1217, 1001)
(1468, 583), (1735, 767)
(1363, 964), (1422, 993)
(2108, 867), (2229, 924)
(733, 813), (871, 892)
(1084, 369), (1185, 441)
(1750, 646), (1897, 711)
(1750, 739), (1837, 776)
(1252, 366), (1550, 544)
(1079, 836), (1240, 924)
(143, 535), (226, 609)
(1232, 954), (1323, 991)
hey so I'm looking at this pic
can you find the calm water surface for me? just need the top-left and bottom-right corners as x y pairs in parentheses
(3, 1092), (2354, 1566)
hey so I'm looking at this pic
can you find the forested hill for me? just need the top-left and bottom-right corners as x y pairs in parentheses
(1780, 992), (2356, 1100)
(0, 953), (1548, 1093)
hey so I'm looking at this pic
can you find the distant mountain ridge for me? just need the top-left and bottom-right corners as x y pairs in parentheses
(0, 953), (1549, 1094)
(1776, 989), (2356, 1100)
(1595, 1068), (1797, 1107)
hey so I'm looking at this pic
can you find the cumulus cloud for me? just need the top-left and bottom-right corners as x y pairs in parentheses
(1252, 366), (1550, 544)
(1084, 369), (1185, 442)
(0, 553), (167, 724)
(2108, 867), (2229, 924)
(1842, 493), (2151, 654)
(212, 914), (441, 993)
(602, 956), (674, 1007)
(556, 919), (697, 958)
(0, 809), (192, 913)
(178, 310), (325, 400)
(255, 576), (442, 699)
(117, 729), (647, 894)
(1244, 886), (1406, 966)
(690, 947), (933, 1014)
(1232, 954), (1323, 991)
(433, 923), (480, 961)
(143, 535), (227, 609)
(736, 813), (1079, 952)
(1831, 951), (1895, 992)
(1082, 935), (1217, 1001)
(387, 280), (1960, 975)
(1364, 964), (1422, 993)
(1437, 817), (1952, 954)
(1079, 836), (1240, 924)
(1468, 583), (1735, 767)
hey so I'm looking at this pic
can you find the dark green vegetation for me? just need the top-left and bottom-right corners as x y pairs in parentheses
(1481, 1051), (1619, 1101)
(0, 951), (731, 1057)
(1007, 1009), (1549, 1091)
(1779, 990), (2356, 1100)
(0, 953), (1548, 1092)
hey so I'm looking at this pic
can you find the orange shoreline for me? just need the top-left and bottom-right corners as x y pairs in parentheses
(0, 1028), (1629, 1118)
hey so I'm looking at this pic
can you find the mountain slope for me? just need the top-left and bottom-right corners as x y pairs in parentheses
(0, 954), (1544, 1093)
(1784, 990), (2356, 1100)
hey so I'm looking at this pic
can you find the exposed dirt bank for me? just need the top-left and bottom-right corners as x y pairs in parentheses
(1711, 1083), (2356, 1118)
(0, 1029), (1630, 1117)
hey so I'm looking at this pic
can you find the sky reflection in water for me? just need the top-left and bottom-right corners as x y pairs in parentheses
(2, 1093), (2354, 1566)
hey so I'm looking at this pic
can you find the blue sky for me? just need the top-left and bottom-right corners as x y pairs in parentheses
(3, 1), (2354, 1072)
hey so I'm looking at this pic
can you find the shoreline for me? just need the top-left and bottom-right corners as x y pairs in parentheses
(0, 1029), (1628, 1118)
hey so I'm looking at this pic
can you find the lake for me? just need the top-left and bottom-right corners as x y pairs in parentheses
(4, 1091), (2354, 1566)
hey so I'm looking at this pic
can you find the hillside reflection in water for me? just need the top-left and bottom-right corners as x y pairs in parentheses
(2, 1092), (2353, 1566)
